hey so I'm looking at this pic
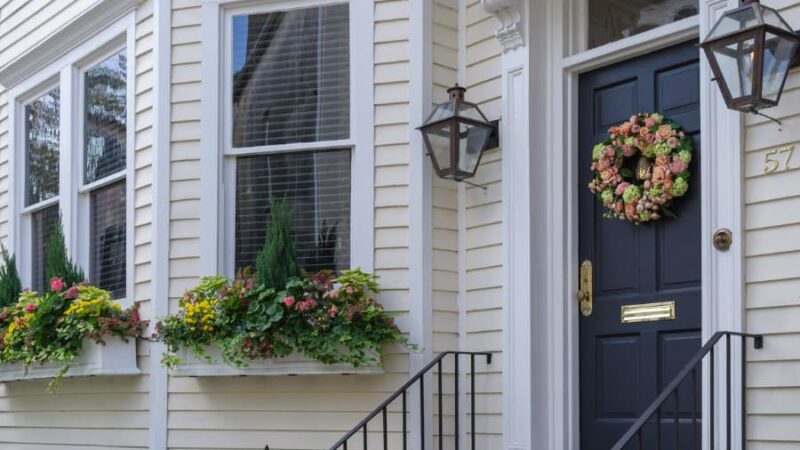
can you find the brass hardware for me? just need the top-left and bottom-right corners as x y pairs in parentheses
(621, 301), (676, 324)
(713, 228), (733, 251)
(578, 260), (593, 317)
(636, 156), (653, 181)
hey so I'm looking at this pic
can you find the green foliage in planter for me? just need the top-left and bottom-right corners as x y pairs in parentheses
(156, 268), (414, 370)
(0, 247), (21, 308)
(44, 217), (85, 290)
(0, 279), (143, 391)
(256, 198), (301, 290)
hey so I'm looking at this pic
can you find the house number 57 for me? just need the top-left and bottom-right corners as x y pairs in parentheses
(763, 145), (794, 174)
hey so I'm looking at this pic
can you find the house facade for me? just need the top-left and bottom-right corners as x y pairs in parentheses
(0, 0), (796, 449)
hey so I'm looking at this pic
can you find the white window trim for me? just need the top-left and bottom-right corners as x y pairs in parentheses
(200, 0), (374, 278)
(8, 15), (136, 306)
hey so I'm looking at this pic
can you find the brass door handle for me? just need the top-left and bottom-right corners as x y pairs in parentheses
(578, 260), (593, 317)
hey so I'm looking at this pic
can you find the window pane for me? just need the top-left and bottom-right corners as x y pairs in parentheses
(588, 0), (698, 49)
(31, 205), (59, 292)
(91, 181), (126, 299)
(85, 50), (127, 184)
(235, 150), (351, 275)
(25, 87), (60, 206)
(232, 4), (350, 147)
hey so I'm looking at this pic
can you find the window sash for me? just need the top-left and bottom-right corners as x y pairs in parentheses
(222, 1), (353, 157)
(232, 148), (352, 275)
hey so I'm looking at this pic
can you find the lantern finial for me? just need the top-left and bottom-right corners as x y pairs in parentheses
(447, 84), (466, 101)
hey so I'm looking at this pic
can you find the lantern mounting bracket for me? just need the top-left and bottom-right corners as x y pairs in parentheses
(793, 30), (800, 68)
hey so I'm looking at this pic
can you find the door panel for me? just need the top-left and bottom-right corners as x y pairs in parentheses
(578, 41), (702, 450)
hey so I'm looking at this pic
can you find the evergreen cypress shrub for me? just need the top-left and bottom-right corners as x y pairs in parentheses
(45, 217), (85, 289)
(0, 246), (21, 307)
(256, 199), (300, 289)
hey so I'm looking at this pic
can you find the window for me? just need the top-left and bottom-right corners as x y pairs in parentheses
(23, 87), (61, 292)
(14, 38), (130, 298)
(226, 3), (352, 275)
(82, 50), (128, 299)
(587, 0), (698, 49)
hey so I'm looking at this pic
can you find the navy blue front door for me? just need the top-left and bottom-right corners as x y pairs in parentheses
(578, 41), (702, 450)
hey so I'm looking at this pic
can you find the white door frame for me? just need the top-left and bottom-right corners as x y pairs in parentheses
(483, 0), (746, 449)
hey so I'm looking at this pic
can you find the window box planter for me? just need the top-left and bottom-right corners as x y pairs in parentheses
(170, 347), (384, 377)
(0, 338), (139, 382)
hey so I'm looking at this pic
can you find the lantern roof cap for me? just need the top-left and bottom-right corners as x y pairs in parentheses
(703, 1), (795, 43)
(419, 84), (492, 128)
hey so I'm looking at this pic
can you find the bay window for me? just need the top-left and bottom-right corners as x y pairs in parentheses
(13, 32), (132, 300)
(224, 2), (353, 275)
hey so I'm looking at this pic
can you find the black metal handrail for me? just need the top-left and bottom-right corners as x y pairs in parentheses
(328, 351), (493, 450)
(611, 331), (763, 450)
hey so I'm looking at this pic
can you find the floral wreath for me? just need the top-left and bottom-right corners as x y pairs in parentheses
(588, 113), (693, 224)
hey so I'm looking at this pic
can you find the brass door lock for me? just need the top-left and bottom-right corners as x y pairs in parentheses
(578, 260), (593, 317)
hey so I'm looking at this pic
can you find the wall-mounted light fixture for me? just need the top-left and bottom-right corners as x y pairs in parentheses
(701, 0), (800, 122)
(417, 85), (499, 184)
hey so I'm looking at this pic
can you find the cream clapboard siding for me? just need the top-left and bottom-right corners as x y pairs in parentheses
(464, 1), (502, 447)
(0, 1), (154, 449)
(431, 0), (460, 444)
(743, 3), (800, 449)
(744, 3), (800, 446)
(165, 1), (411, 449)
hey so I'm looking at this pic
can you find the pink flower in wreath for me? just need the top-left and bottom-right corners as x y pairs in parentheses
(645, 134), (656, 143)
(645, 117), (657, 128)
(667, 136), (680, 149)
(656, 155), (669, 166)
(283, 296), (295, 308)
(597, 158), (611, 170)
(622, 145), (636, 157)
(24, 303), (36, 313)
(328, 305), (338, 318)
(631, 124), (641, 134)
(50, 277), (65, 292)
(657, 125), (674, 140)
(671, 160), (688, 175)
(615, 182), (631, 196)
(600, 168), (617, 183)
(605, 147), (615, 158)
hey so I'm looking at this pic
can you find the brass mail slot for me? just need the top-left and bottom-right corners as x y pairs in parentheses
(621, 301), (676, 324)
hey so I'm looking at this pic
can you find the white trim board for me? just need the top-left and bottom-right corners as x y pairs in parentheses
(484, 1), (746, 449)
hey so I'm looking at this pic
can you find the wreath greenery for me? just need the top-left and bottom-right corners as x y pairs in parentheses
(588, 113), (693, 224)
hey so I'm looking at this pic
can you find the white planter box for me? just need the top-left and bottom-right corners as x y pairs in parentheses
(0, 338), (140, 382)
(171, 347), (384, 377)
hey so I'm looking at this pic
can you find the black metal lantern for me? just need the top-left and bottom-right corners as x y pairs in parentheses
(417, 85), (498, 181)
(701, 0), (800, 113)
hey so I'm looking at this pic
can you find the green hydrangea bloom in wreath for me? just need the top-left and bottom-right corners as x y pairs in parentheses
(588, 112), (693, 224)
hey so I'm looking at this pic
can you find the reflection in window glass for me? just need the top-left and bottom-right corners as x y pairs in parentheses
(25, 88), (60, 206)
(84, 51), (127, 184)
(589, 0), (698, 49)
(91, 181), (126, 299)
(31, 205), (59, 293)
(235, 149), (351, 274)
(231, 4), (350, 147)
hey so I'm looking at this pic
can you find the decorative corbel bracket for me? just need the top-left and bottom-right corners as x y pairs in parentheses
(482, 0), (524, 52)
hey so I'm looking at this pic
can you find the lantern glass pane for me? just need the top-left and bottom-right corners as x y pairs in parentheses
(457, 103), (488, 123)
(424, 123), (452, 172)
(760, 7), (794, 33)
(427, 101), (457, 123)
(706, 6), (758, 41)
(763, 32), (799, 101)
(457, 122), (490, 174)
(711, 37), (757, 99)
